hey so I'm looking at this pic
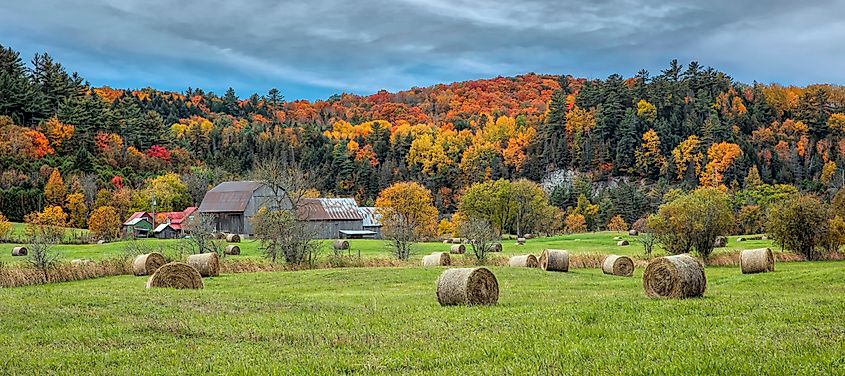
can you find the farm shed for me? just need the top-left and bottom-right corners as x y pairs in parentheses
(357, 206), (383, 239)
(153, 223), (179, 239)
(298, 198), (365, 239)
(123, 212), (153, 237)
(198, 181), (283, 235)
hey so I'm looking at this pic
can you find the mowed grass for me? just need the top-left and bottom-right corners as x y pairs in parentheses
(0, 262), (843, 374)
(0, 231), (777, 264)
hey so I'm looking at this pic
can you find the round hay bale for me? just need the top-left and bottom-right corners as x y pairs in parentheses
(617, 240), (629, 246)
(714, 236), (727, 248)
(488, 243), (502, 253)
(187, 252), (220, 277)
(442, 239), (451, 244)
(642, 254), (706, 298)
(145, 262), (204, 289)
(133, 252), (166, 276)
(224, 245), (241, 255)
(524, 233), (535, 239)
(333, 240), (350, 250)
(11, 246), (27, 256)
(602, 255), (634, 277)
(450, 238), (461, 244)
(422, 252), (451, 266)
(436, 267), (498, 306)
(628, 229), (639, 236)
(97, 239), (106, 244)
(516, 237), (526, 245)
(509, 254), (539, 268)
(740, 248), (775, 274)
(736, 237), (746, 242)
(450, 244), (466, 254)
(613, 236), (621, 240)
(226, 233), (241, 243)
(539, 249), (569, 272)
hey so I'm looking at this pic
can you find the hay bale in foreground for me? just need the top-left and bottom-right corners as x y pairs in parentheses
(642, 254), (706, 298)
(509, 254), (539, 268)
(740, 248), (775, 274)
(617, 240), (629, 246)
(224, 245), (240, 255)
(187, 252), (220, 277)
(422, 252), (451, 266)
(602, 255), (634, 277)
(211, 232), (225, 240)
(488, 243), (502, 253)
(714, 236), (727, 248)
(516, 237), (526, 245)
(539, 249), (569, 272)
(436, 267), (498, 306)
(333, 240), (350, 250)
(629, 230), (639, 236)
(226, 234), (241, 243)
(450, 244), (466, 254)
(133, 252), (166, 276)
(145, 262), (204, 289)
(11, 247), (27, 256)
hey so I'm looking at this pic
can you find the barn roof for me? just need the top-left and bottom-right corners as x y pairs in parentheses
(298, 198), (363, 221)
(124, 211), (151, 226)
(198, 181), (266, 213)
(357, 207), (382, 227)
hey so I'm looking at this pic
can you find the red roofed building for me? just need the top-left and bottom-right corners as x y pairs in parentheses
(152, 207), (198, 239)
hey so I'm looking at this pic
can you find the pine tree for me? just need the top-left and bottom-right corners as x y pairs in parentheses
(615, 109), (639, 173)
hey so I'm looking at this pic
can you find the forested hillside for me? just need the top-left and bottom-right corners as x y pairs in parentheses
(1, 43), (844, 223)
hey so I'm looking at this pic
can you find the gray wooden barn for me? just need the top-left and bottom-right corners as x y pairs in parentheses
(197, 181), (281, 235)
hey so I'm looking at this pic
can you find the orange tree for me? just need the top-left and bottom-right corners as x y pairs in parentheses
(375, 182), (438, 260)
(88, 206), (122, 241)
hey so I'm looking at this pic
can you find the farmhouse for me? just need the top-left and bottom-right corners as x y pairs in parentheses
(299, 197), (369, 239)
(123, 212), (153, 237)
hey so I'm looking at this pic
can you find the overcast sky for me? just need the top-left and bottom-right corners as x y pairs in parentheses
(1, 1), (843, 100)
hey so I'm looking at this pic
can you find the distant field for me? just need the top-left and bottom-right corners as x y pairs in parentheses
(0, 262), (843, 374)
(0, 231), (777, 264)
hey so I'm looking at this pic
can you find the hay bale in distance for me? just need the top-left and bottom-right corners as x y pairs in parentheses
(642, 254), (706, 298)
(333, 240), (350, 250)
(422, 252), (451, 266)
(11, 246), (27, 256)
(487, 243), (502, 253)
(509, 254), (539, 268)
(224, 245), (241, 255)
(736, 237), (746, 242)
(524, 233), (535, 239)
(225, 233), (241, 243)
(516, 237), (526, 245)
(617, 240), (629, 246)
(436, 267), (498, 306)
(450, 244), (466, 254)
(714, 236), (727, 248)
(133, 252), (166, 276)
(145, 262), (204, 289)
(740, 248), (775, 274)
(613, 236), (621, 240)
(629, 229), (639, 236)
(539, 249), (569, 272)
(602, 255), (634, 277)
(187, 252), (220, 277)
(450, 238), (462, 244)
(442, 239), (451, 244)
(71, 259), (93, 266)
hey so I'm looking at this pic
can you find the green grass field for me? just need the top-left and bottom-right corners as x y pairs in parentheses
(0, 231), (777, 264)
(1, 262), (843, 374)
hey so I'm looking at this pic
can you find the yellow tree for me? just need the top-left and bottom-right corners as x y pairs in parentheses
(0, 211), (10, 239)
(44, 169), (66, 207)
(375, 182), (438, 259)
(607, 215), (628, 232)
(635, 129), (666, 177)
(88, 206), (122, 240)
(821, 161), (837, 187)
(65, 192), (88, 228)
(671, 135), (704, 180)
(636, 99), (657, 124)
(41, 117), (74, 150)
(827, 113), (845, 134)
(699, 142), (743, 189)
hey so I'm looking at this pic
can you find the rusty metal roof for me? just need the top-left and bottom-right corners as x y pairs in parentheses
(298, 198), (363, 221)
(198, 181), (266, 213)
(357, 207), (382, 227)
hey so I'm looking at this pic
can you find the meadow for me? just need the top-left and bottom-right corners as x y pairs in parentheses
(0, 229), (777, 265)
(0, 261), (843, 374)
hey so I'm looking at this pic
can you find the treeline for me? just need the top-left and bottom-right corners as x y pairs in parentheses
(2, 43), (845, 224)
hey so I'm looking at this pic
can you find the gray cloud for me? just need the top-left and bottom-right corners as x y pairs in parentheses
(0, 0), (842, 99)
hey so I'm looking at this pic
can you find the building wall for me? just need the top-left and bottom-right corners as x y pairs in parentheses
(155, 227), (179, 239)
(363, 226), (383, 239)
(313, 220), (363, 239)
(210, 213), (246, 234)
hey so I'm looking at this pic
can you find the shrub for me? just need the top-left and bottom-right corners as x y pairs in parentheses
(648, 188), (733, 260)
(768, 194), (831, 260)
(607, 215), (628, 232)
(564, 213), (587, 234)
